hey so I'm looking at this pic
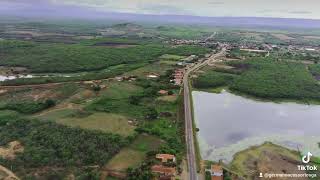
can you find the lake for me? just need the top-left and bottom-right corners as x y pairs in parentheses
(193, 90), (320, 162)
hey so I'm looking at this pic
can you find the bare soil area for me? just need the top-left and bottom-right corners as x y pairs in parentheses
(271, 33), (295, 41)
(303, 36), (320, 40)
(230, 143), (306, 180)
(0, 165), (20, 180)
(0, 141), (24, 160)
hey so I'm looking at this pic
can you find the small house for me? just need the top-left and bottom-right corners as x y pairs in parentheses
(211, 165), (223, 180)
(158, 90), (168, 95)
(156, 154), (176, 163)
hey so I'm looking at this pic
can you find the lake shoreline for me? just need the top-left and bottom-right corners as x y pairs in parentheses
(195, 86), (320, 105)
(192, 90), (320, 163)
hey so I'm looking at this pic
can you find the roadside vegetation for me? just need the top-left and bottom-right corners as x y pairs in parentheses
(193, 71), (236, 89)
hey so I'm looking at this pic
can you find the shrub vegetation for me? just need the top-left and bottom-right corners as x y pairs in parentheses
(0, 117), (128, 177)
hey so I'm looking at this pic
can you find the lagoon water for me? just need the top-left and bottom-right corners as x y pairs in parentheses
(0, 74), (79, 82)
(192, 90), (320, 162)
(0, 74), (33, 81)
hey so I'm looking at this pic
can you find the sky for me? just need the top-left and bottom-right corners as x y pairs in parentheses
(1, 0), (320, 19)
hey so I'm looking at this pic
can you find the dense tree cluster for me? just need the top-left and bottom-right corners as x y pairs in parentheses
(0, 118), (128, 169)
(193, 71), (235, 89)
(0, 99), (56, 114)
(230, 59), (320, 100)
(0, 40), (209, 73)
(194, 58), (320, 102)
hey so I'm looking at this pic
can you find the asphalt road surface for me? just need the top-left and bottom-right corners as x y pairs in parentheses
(183, 49), (226, 180)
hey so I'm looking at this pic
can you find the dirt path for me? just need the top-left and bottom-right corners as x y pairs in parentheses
(0, 82), (76, 89)
(0, 165), (20, 180)
(0, 77), (113, 89)
(33, 102), (82, 117)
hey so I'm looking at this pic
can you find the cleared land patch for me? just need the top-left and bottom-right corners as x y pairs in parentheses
(157, 95), (177, 102)
(105, 134), (164, 171)
(99, 82), (143, 99)
(271, 33), (295, 40)
(303, 35), (320, 40)
(56, 113), (135, 137)
(35, 108), (78, 121)
(125, 61), (174, 78)
(0, 141), (24, 160)
(159, 54), (186, 61)
(0, 165), (19, 180)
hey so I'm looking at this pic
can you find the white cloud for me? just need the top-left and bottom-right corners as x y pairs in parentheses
(42, 0), (320, 19)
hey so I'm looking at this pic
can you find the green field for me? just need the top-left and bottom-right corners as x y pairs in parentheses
(56, 113), (135, 137)
(105, 134), (164, 171)
(192, 70), (236, 89)
(99, 82), (143, 99)
(159, 54), (186, 60)
(35, 108), (79, 121)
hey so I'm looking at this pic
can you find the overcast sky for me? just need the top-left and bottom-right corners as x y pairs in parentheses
(1, 0), (320, 19)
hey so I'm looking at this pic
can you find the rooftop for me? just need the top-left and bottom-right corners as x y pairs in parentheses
(151, 165), (176, 175)
(156, 154), (176, 163)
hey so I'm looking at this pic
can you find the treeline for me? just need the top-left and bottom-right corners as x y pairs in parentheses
(0, 63), (144, 86)
(193, 59), (320, 102)
(310, 64), (320, 76)
(166, 45), (210, 56)
(230, 59), (320, 100)
(0, 99), (55, 114)
(0, 40), (209, 73)
(0, 117), (129, 177)
(193, 71), (236, 89)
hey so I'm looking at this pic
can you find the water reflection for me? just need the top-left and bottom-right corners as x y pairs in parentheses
(193, 90), (320, 162)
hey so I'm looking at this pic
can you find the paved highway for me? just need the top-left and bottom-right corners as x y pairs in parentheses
(184, 49), (226, 180)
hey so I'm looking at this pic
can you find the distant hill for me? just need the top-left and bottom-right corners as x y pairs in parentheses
(1, 3), (319, 29)
(112, 23), (142, 28)
(104, 13), (320, 29)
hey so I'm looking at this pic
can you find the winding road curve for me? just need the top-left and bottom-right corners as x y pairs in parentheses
(184, 49), (226, 180)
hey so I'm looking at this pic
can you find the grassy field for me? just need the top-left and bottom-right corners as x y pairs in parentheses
(105, 134), (164, 171)
(98, 82), (143, 99)
(35, 108), (79, 121)
(159, 54), (186, 60)
(124, 61), (175, 78)
(192, 70), (236, 89)
(56, 113), (135, 137)
(157, 95), (177, 102)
